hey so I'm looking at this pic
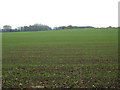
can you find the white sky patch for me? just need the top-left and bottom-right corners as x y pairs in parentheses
(0, 0), (119, 29)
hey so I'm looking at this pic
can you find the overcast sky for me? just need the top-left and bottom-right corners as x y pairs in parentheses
(0, 0), (119, 29)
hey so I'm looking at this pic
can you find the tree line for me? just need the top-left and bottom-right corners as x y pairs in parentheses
(1, 24), (52, 32)
(0, 24), (95, 32)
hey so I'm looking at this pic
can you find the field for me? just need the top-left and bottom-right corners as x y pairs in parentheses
(2, 28), (118, 88)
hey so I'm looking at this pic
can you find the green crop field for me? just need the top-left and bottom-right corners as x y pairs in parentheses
(2, 28), (118, 88)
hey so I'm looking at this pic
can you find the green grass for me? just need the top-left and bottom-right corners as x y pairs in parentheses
(2, 28), (118, 88)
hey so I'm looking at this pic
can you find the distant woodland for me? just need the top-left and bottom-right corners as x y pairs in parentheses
(1, 24), (116, 32)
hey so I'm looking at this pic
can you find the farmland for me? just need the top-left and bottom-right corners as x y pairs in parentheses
(2, 28), (118, 88)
